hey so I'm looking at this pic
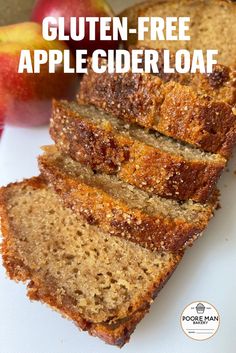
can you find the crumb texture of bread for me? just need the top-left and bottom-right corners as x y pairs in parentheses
(50, 100), (225, 203)
(38, 146), (218, 252)
(120, 0), (236, 68)
(78, 61), (236, 158)
(0, 178), (182, 346)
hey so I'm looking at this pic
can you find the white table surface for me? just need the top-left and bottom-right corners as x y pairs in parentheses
(0, 125), (236, 353)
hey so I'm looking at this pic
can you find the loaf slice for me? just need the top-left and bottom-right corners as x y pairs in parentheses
(51, 100), (225, 203)
(78, 61), (236, 158)
(0, 177), (183, 346)
(120, 0), (236, 68)
(38, 146), (218, 252)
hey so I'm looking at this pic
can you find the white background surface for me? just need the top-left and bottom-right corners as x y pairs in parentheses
(0, 126), (236, 353)
(1, 0), (236, 351)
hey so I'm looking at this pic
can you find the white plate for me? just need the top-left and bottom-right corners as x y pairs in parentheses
(0, 125), (236, 353)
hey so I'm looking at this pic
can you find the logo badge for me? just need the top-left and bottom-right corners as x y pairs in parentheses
(180, 301), (220, 340)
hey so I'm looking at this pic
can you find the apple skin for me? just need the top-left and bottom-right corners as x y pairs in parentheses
(0, 22), (78, 127)
(31, 0), (119, 55)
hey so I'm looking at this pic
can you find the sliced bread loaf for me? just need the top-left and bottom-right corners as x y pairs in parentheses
(78, 62), (236, 158)
(0, 177), (182, 346)
(38, 146), (218, 252)
(120, 0), (236, 68)
(51, 100), (225, 203)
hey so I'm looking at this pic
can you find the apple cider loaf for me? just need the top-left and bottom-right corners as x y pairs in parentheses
(50, 100), (225, 203)
(38, 146), (219, 252)
(78, 60), (236, 158)
(0, 177), (183, 346)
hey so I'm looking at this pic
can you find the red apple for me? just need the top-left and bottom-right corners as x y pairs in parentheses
(0, 102), (4, 136)
(0, 22), (78, 127)
(31, 0), (119, 56)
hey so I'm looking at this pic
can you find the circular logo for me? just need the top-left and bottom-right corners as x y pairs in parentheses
(180, 301), (220, 341)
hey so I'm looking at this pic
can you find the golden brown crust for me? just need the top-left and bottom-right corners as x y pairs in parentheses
(0, 177), (47, 281)
(128, 47), (236, 105)
(190, 66), (236, 105)
(50, 100), (225, 203)
(38, 154), (218, 252)
(0, 177), (182, 346)
(78, 61), (236, 158)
